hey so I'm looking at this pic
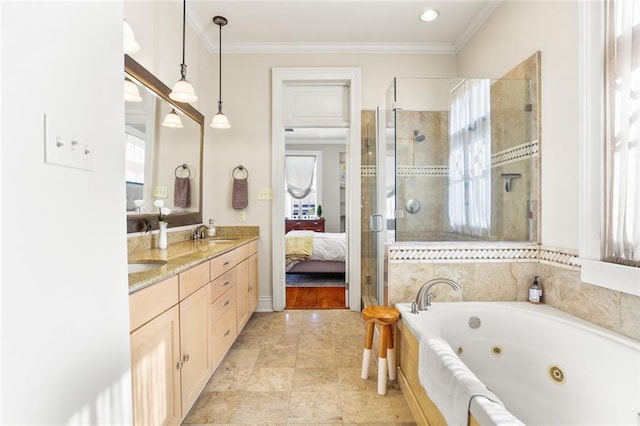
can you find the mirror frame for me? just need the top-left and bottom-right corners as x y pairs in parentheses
(125, 54), (204, 233)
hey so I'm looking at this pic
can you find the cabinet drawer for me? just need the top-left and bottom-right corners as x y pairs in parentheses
(234, 244), (250, 262)
(129, 275), (179, 332)
(211, 303), (237, 367)
(179, 261), (210, 301)
(211, 268), (236, 303)
(210, 250), (236, 279)
(211, 287), (236, 322)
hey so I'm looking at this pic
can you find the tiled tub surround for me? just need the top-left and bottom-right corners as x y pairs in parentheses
(387, 243), (640, 342)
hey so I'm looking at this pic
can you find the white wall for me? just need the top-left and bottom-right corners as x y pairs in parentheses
(1, 2), (132, 423)
(203, 53), (457, 305)
(457, 0), (580, 250)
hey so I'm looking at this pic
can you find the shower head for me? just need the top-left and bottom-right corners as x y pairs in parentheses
(413, 130), (426, 142)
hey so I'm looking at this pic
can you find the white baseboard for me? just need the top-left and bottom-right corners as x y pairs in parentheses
(256, 296), (274, 312)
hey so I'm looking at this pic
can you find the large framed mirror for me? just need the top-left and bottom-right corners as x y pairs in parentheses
(124, 54), (204, 233)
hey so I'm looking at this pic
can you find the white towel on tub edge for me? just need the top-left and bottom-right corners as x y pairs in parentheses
(418, 337), (508, 426)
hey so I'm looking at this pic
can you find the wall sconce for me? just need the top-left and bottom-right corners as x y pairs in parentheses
(123, 20), (140, 54)
(162, 109), (184, 128)
(169, 0), (198, 103)
(210, 16), (231, 129)
(124, 77), (142, 102)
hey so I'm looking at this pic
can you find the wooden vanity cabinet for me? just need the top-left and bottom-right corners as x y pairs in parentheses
(177, 262), (212, 415)
(129, 238), (259, 425)
(236, 240), (258, 331)
(129, 276), (181, 426)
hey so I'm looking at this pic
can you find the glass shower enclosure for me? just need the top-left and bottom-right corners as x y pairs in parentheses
(363, 77), (536, 305)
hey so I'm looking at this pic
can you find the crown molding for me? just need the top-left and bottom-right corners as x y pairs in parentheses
(198, 39), (457, 55)
(453, 0), (502, 52)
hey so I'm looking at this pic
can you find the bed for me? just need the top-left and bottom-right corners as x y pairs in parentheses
(285, 230), (346, 274)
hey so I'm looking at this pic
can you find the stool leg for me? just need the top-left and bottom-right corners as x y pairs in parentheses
(377, 325), (388, 395)
(361, 322), (374, 379)
(387, 325), (396, 380)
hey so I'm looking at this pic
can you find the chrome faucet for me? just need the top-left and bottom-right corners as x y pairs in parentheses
(193, 224), (210, 240)
(411, 278), (462, 313)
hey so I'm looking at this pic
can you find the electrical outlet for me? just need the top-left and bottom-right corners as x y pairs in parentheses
(257, 188), (273, 200)
(152, 186), (168, 198)
(238, 211), (246, 222)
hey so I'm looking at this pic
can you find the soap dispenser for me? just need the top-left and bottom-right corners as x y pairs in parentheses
(528, 276), (543, 304)
(208, 219), (216, 238)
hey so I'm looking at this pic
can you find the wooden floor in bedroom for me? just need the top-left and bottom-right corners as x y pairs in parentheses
(285, 287), (346, 309)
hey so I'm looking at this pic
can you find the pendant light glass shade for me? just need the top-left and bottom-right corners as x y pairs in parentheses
(210, 16), (230, 129)
(170, 77), (198, 103)
(210, 111), (230, 129)
(162, 109), (184, 128)
(123, 20), (140, 54)
(170, 0), (197, 103)
(124, 78), (142, 102)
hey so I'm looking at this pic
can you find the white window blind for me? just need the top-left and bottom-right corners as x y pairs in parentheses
(604, 0), (640, 266)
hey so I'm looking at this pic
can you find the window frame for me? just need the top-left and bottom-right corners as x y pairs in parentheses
(578, 0), (640, 296)
(284, 150), (323, 219)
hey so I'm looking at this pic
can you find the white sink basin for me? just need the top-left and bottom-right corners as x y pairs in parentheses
(128, 261), (166, 274)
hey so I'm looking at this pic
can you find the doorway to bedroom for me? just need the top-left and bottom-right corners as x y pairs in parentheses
(272, 67), (361, 312)
(284, 139), (348, 308)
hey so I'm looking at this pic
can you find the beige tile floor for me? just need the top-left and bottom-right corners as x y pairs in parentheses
(183, 309), (416, 425)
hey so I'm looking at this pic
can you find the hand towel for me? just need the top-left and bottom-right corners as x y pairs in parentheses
(232, 177), (248, 209)
(418, 337), (504, 426)
(174, 176), (191, 208)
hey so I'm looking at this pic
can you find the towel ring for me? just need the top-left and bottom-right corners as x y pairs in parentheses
(175, 164), (191, 178)
(232, 165), (249, 180)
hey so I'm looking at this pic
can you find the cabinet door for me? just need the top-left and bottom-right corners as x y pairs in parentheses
(235, 258), (249, 330)
(130, 306), (181, 426)
(248, 253), (258, 314)
(179, 284), (210, 414)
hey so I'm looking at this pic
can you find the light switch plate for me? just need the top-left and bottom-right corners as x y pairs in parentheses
(44, 113), (94, 172)
(257, 188), (273, 200)
(238, 211), (246, 222)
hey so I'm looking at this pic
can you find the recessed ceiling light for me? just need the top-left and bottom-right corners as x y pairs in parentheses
(420, 9), (439, 22)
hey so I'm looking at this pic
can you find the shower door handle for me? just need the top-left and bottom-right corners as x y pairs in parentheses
(369, 214), (384, 232)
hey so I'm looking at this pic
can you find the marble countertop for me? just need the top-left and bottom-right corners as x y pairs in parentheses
(128, 236), (259, 294)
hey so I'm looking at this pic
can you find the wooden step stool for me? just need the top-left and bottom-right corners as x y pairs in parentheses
(361, 306), (400, 395)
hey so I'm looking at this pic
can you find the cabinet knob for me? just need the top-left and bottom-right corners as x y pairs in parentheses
(248, 286), (253, 291)
(177, 360), (184, 370)
(183, 353), (190, 362)
(224, 329), (231, 337)
(223, 300), (230, 307)
(223, 280), (230, 286)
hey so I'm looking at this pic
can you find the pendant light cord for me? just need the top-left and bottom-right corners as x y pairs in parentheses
(180, 0), (187, 78)
(218, 21), (223, 110)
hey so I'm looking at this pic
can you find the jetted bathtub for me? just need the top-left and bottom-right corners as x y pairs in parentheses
(396, 302), (640, 425)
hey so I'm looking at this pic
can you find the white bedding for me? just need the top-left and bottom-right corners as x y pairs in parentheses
(286, 230), (346, 262)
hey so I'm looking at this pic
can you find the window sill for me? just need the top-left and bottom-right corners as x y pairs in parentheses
(578, 258), (640, 297)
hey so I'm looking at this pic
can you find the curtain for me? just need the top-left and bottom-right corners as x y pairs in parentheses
(285, 155), (316, 199)
(448, 79), (492, 237)
(604, 0), (640, 266)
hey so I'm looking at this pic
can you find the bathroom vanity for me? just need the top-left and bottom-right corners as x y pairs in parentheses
(128, 236), (258, 425)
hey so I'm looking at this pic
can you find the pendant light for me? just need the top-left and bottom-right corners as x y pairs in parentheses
(210, 16), (230, 129)
(170, 0), (198, 103)
(123, 20), (140, 54)
(162, 109), (184, 128)
(124, 77), (142, 102)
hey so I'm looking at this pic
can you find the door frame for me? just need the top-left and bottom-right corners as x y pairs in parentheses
(272, 67), (361, 312)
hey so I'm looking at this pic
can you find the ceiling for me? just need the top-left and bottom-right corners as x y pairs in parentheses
(186, 1), (501, 54)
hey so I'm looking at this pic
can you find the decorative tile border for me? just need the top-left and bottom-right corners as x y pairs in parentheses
(491, 140), (539, 167)
(388, 243), (579, 270)
(362, 139), (539, 177)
